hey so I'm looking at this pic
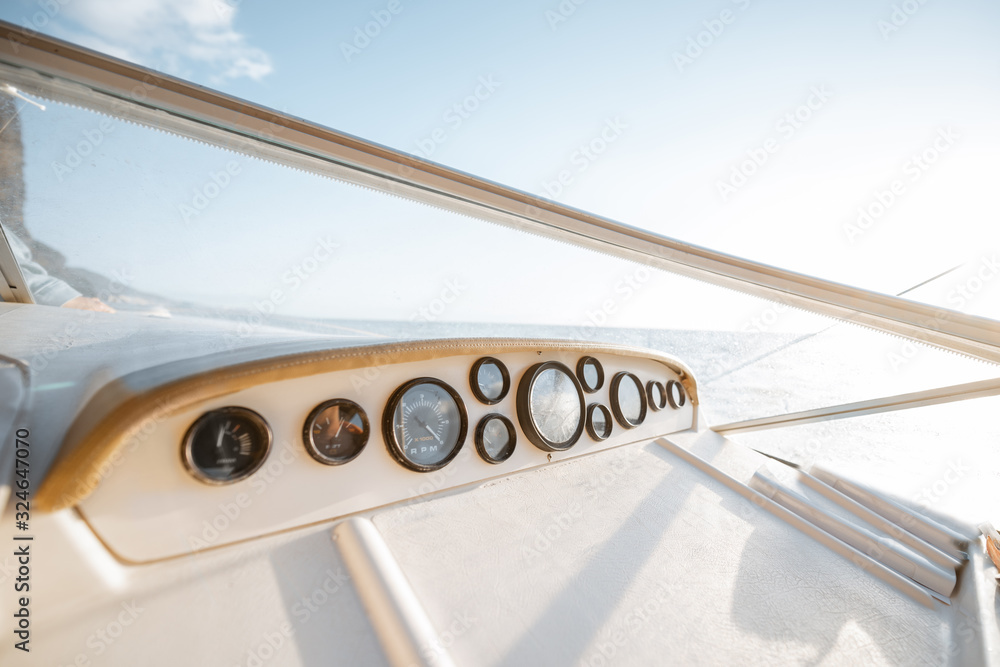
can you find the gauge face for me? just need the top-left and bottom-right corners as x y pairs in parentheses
(182, 407), (271, 484)
(667, 380), (687, 409)
(576, 356), (604, 393)
(383, 378), (467, 472)
(470, 357), (510, 405)
(586, 403), (613, 441)
(303, 399), (369, 465)
(517, 361), (585, 452)
(610, 372), (647, 429)
(475, 414), (516, 464)
(646, 381), (667, 411)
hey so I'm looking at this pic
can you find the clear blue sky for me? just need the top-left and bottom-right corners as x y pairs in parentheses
(2, 0), (999, 327)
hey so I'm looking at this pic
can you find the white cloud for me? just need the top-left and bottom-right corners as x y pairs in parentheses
(61, 0), (273, 82)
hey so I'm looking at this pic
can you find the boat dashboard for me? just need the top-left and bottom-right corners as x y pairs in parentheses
(30, 333), (696, 562)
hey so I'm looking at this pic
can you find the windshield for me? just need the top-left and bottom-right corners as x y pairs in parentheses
(1, 2), (998, 324)
(0, 2), (998, 431)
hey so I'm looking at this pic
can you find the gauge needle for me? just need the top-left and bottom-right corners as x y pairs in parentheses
(414, 416), (442, 444)
(216, 425), (225, 450)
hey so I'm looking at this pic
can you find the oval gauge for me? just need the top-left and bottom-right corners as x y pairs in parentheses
(646, 381), (667, 411)
(182, 407), (271, 485)
(610, 372), (647, 429)
(667, 380), (687, 409)
(517, 361), (585, 452)
(383, 378), (468, 472)
(470, 357), (510, 405)
(586, 403), (613, 441)
(303, 399), (369, 465)
(475, 414), (516, 464)
(576, 356), (604, 393)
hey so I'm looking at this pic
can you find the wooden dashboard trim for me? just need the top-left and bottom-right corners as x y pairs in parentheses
(36, 338), (697, 511)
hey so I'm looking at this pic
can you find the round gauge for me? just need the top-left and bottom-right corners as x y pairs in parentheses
(470, 357), (510, 405)
(667, 380), (687, 409)
(576, 356), (604, 393)
(383, 378), (467, 472)
(302, 399), (369, 465)
(586, 403), (613, 441)
(182, 407), (271, 485)
(610, 372), (647, 429)
(475, 414), (516, 464)
(517, 361), (585, 452)
(646, 381), (667, 411)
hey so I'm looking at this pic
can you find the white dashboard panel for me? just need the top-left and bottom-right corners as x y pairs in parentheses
(79, 347), (695, 562)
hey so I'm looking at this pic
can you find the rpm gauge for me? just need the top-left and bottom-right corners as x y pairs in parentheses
(517, 361), (585, 452)
(384, 378), (468, 472)
(303, 399), (369, 465)
(182, 407), (271, 485)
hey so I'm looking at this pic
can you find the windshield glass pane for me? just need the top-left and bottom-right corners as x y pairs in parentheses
(5, 2), (995, 322)
(2, 72), (996, 428)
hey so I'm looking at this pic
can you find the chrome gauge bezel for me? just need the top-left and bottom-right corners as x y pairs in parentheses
(517, 361), (586, 452)
(666, 379), (687, 409)
(610, 371), (648, 429)
(302, 398), (370, 466)
(646, 381), (667, 411)
(470, 356), (510, 405)
(586, 403), (613, 441)
(181, 406), (272, 485)
(475, 413), (517, 464)
(576, 356), (604, 393)
(383, 377), (468, 473)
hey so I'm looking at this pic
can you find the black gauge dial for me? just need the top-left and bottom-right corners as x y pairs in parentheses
(384, 378), (467, 472)
(610, 372), (647, 429)
(470, 357), (510, 405)
(182, 407), (271, 484)
(303, 399), (369, 465)
(576, 356), (604, 393)
(475, 414), (516, 464)
(646, 381), (667, 411)
(586, 403), (613, 441)
(667, 380), (687, 409)
(517, 361), (585, 452)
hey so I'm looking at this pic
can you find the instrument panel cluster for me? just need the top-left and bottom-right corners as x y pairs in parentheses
(181, 355), (688, 485)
